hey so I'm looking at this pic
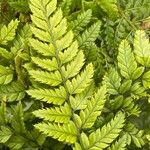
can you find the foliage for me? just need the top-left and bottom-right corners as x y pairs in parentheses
(0, 0), (150, 149)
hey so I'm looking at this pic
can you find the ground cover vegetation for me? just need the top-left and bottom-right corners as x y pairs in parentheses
(0, 0), (150, 149)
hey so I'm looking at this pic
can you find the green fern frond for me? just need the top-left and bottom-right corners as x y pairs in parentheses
(70, 83), (95, 110)
(0, 126), (12, 143)
(59, 41), (79, 64)
(0, 47), (12, 59)
(134, 30), (150, 67)
(0, 19), (19, 45)
(29, 39), (55, 56)
(27, 86), (67, 105)
(78, 112), (125, 150)
(61, 0), (72, 16)
(69, 9), (92, 33)
(0, 65), (13, 85)
(34, 121), (77, 144)
(108, 134), (127, 150)
(31, 57), (58, 72)
(11, 102), (26, 134)
(62, 51), (85, 79)
(0, 81), (25, 101)
(80, 85), (106, 129)
(29, 70), (62, 86)
(78, 21), (101, 48)
(143, 70), (150, 88)
(106, 69), (121, 95)
(33, 103), (71, 123)
(117, 40), (137, 79)
(66, 64), (93, 94)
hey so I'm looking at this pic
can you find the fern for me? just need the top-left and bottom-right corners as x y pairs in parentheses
(0, 19), (19, 45)
(25, 0), (127, 148)
(107, 134), (127, 150)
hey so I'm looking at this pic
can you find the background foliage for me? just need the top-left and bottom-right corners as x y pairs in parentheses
(0, 0), (150, 149)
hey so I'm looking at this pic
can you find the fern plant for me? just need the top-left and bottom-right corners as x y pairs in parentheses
(25, 0), (127, 149)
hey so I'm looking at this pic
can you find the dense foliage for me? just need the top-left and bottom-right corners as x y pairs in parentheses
(0, 0), (150, 149)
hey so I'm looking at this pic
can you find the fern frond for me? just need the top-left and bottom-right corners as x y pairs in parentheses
(34, 121), (77, 144)
(0, 47), (12, 59)
(78, 21), (101, 48)
(69, 9), (92, 33)
(29, 39), (55, 56)
(31, 57), (58, 72)
(29, 70), (62, 86)
(66, 64), (93, 94)
(143, 70), (150, 88)
(0, 65), (13, 85)
(33, 103), (71, 123)
(79, 112), (125, 150)
(59, 41), (79, 64)
(27, 86), (67, 105)
(134, 30), (150, 67)
(122, 97), (140, 116)
(108, 134), (127, 150)
(61, 0), (72, 16)
(117, 40), (137, 79)
(106, 69), (121, 95)
(0, 126), (12, 143)
(80, 85), (107, 129)
(11, 102), (26, 134)
(0, 20), (19, 45)
(70, 83), (95, 110)
(0, 81), (25, 101)
(62, 51), (85, 79)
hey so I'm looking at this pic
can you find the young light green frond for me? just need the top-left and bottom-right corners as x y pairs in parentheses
(106, 69), (121, 95)
(69, 9), (92, 33)
(0, 65), (13, 85)
(78, 21), (101, 48)
(61, 0), (72, 15)
(122, 97), (140, 116)
(134, 30), (150, 67)
(30, 0), (57, 19)
(27, 86), (67, 105)
(59, 41), (79, 64)
(80, 85), (107, 129)
(70, 83), (95, 110)
(52, 18), (67, 40)
(62, 51), (85, 79)
(66, 63), (94, 94)
(0, 47), (12, 60)
(50, 9), (63, 28)
(12, 102), (26, 134)
(30, 26), (51, 42)
(0, 126), (12, 143)
(118, 40), (137, 79)
(28, 70), (62, 86)
(30, 39), (55, 56)
(32, 57), (58, 72)
(131, 82), (146, 98)
(108, 134), (127, 150)
(56, 31), (73, 51)
(34, 121), (77, 144)
(0, 20), (19, 45)
(81, 112), (125, 150)
(143, 71), (150, 88)
(0, 81), (25, 101)
(33, 103), (71, 123)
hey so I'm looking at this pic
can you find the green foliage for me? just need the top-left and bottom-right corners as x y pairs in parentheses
(0, 0), (150, 149)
